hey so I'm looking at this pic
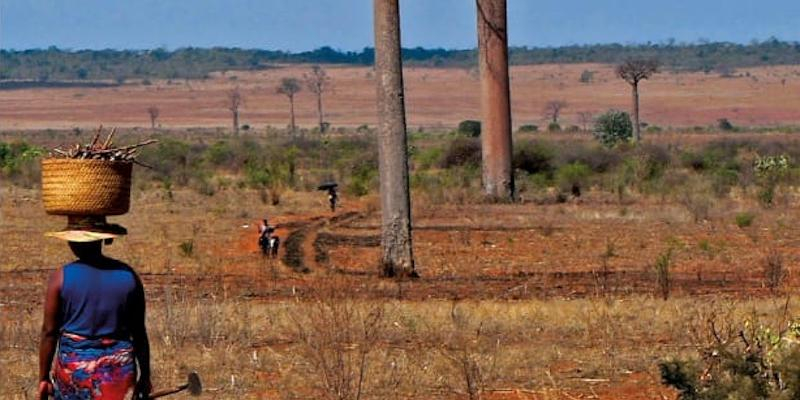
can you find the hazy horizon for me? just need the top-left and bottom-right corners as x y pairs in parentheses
(1, 0), (798, 52)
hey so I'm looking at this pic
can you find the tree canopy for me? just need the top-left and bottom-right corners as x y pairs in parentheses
(1, 39), (800, 82)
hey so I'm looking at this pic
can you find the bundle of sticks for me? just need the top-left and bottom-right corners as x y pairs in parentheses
(48, 126), (157, 166)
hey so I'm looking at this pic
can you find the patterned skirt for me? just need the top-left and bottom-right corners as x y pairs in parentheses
(53, 332), (136, 400)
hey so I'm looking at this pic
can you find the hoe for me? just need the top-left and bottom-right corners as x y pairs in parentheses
(142, 372), (202, 399)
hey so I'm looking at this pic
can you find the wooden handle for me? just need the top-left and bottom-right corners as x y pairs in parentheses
(147, 383), (188, 399)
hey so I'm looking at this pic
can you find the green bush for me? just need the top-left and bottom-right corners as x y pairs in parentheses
(178, 240), (194, 257)
(513, 141), (554, 175)
(710, 168), (740, 197)
(594, 110), (633, 147)
(203, 140), (235, 168)
(0, 141), (43, 187)
(717, 118), (735, 131)
(754, 154), (790, 207)
(457, 120), (481, 137)
(440, 137), (481, 168)
(631, 144), (671, 182)
(518, 124), (538, 133)
(345, 153), (378, 197)
(414, 147), (444, 170)
(555, 162), (591, 197)
(736, 212), (756, 228)
(244, 164), (271, 188)
(547, 122), (562, 132)
(646, 125), (663, 134)
(561, 143), (623, 174)
(138, 138), (198, 186)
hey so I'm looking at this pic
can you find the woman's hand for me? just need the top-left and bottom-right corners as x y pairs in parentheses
(133, 378), (152, 400)
(37, 380), (53, 400)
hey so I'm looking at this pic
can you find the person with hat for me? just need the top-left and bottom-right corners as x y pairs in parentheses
(37, 216), (151, 400)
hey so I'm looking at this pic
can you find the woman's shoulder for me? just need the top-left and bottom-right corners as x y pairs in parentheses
(63, 258), (136, 276)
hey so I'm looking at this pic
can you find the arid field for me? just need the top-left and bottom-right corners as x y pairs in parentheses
(2, 64), (800, 130)
(2, 64), (800, 399)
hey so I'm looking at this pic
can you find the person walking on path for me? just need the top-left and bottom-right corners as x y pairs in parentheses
(38, 216), (151, 400)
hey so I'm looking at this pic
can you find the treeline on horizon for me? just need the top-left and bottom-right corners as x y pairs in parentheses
(2, 38), (800, 82)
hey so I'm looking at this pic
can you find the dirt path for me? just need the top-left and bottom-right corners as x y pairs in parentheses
(281, 211), (365, 273)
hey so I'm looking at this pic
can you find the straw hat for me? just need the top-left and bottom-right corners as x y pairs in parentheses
(45, 215), (127, 242)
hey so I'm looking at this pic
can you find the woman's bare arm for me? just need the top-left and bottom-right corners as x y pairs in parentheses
(130, 273), (151, 396)
(38, 268), (62, 383)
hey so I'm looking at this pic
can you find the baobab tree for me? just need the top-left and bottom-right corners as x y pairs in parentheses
(616, 59), (659, 141)
(476, 0), (513, 201)
(304, 65), (332, 133)
(227, 87), (243, 134)
(276, 77), (302, 134)
(374, 0), (416, 278)
(543, 100), (568, 124)
(146, 106), (160, 129)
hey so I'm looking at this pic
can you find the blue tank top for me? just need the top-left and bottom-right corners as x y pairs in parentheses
(60, 259), (141, 338)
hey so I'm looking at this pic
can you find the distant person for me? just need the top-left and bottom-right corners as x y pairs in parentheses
(258, 218), (270, 239)
(257, 218), (279, 257)
(258, 218), (274, 246)
(327, 187), (338, 212)
(38, 217), (151, 400)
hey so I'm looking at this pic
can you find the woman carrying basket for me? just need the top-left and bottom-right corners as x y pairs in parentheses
(37, 216), (151, 400)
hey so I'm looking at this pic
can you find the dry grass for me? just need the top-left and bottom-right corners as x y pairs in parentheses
(1, 166), (799, 398)
(5, 288), (800, 398)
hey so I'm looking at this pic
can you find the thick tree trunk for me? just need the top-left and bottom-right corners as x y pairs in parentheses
(632, 82), (640, 141)
(150, 117), (156, 129)
(374, 0), (416, 278)
(289, 95), (296, 134)
(476, 0), (514, 201)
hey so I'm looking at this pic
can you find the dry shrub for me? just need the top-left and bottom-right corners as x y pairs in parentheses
(764, 250), (785, 292)
(440, 137), (481, 168)
(436, 302), (501, 400)
(653, 249), (673, 300)
(593, 239), (617, 297)
(660, 299), (800, 399)
(283, 280), (387, 400)
(677, 175), (715, 223)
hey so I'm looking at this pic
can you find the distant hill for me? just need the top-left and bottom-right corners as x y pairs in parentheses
(2, 39), (800, 82)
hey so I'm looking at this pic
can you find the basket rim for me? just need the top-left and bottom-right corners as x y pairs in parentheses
(42, 158), (134, 165)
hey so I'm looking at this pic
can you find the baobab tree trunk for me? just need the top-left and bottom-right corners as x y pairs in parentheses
(374, 0), (416, 278)
(476, 0), (514, 201)
(316, 93), (324, 132)
(289, 95), (296, 134)
(632, 83), (641, 141)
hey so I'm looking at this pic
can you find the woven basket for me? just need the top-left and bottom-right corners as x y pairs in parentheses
(41, 159), (133, 216)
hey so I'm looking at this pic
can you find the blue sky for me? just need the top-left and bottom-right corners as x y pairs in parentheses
(1, 0), (799, 51)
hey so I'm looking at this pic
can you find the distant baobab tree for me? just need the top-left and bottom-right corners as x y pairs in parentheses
(543, 100), (568, 124)
(304, 65), (332, 133)
(617, 59), (659, 141)
(374, 0), (416, 278)
(276, 77), (302, 134)
(227, 87), (243, 134)
(146, 106), (160, 129)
